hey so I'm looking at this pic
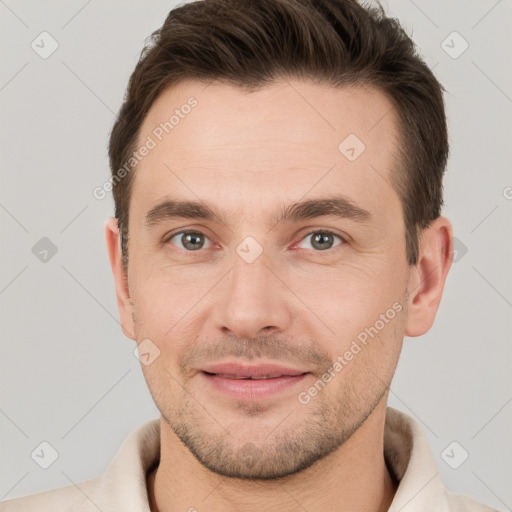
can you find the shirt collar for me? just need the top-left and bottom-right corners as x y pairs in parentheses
(384, 407), (449, 511)
(97, 407), (452, 511)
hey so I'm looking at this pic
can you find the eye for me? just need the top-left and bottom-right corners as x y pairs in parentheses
(164, 229), (345, 254)
(167, 231), (213, 251)
(296, 230), (344, 251)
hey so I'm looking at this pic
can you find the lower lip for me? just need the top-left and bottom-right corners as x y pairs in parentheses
(201, 372), (309, 401)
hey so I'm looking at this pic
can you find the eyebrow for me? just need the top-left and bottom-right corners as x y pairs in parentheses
(144, 194), (372, 229)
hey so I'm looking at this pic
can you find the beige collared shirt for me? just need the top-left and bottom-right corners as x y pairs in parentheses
(1, 407), (498, 511)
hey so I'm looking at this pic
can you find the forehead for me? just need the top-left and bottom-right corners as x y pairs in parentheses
(131, 79), (402, 229)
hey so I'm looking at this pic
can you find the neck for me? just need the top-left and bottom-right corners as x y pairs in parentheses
(147, 401), (397, 512)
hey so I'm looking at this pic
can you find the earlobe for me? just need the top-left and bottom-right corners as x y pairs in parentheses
(404, 216), (453, 337)
(105, 218), (136, 340)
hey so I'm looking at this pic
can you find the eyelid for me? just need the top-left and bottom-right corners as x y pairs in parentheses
(293, 228), (347, 252)
(163, 228), (216, 252)
(164, 227), (348, 253)
(163, 225), (212, 242)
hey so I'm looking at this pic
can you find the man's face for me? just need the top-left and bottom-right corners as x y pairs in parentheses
(122, 79), (412, 479)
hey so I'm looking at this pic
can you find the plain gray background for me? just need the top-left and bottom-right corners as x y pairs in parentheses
(1, 0), (511, 509)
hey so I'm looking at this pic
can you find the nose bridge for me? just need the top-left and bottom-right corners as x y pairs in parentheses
(214, 241), (292, 338)
(230, 248), (270, 302)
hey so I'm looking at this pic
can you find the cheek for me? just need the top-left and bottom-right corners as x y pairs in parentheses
(291, 258), (405, 337)
(130, 252), (208, 314)
(322, 298), (406, 395)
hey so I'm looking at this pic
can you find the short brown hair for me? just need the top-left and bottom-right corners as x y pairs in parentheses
(108, 0), (448, 268)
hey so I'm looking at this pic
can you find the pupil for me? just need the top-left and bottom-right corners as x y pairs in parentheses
(313, 233), (333, 250)
(183, 233), (203, 250)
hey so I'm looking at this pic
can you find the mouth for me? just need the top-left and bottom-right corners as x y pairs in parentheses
(202, 371), (304, 380)
(200, 361), (308, 378)
(199, 361), (310, 400)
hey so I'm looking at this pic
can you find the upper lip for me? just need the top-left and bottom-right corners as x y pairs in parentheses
(201, 361), (309, 378)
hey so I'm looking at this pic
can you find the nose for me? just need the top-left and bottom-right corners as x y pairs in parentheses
(213, 249), (293, 340)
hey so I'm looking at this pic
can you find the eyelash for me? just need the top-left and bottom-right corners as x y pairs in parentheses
(163, 229), (346, 255)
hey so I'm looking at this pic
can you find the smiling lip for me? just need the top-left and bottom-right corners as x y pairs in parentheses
(200, 361), (310, 401)
(200, 361), (308, 378)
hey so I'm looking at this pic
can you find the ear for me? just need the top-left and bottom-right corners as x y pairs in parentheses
(105, 218), (136, 340)
(405, 216), (453, 337)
